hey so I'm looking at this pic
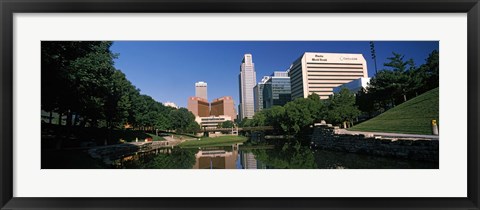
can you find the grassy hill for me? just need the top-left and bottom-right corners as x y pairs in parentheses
(349, 87), (439, 135)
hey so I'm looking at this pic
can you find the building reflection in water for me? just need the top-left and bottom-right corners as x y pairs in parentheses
(192, 144), (239, 169)
(192, 143), (266, 169)
(240, 150), (267, 169)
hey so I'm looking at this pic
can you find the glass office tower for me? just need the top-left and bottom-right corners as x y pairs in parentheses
(263, 71), (291, 109)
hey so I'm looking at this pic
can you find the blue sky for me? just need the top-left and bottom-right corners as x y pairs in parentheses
(111, 41), (438, 108)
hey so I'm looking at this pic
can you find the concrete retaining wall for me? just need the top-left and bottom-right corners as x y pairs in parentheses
(311, 124), (439, 162)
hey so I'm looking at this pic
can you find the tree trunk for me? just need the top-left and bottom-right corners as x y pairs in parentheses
(49, 111), (53, 124)
(58, 112), (62, 125)
(92, 119), (98, 128)
(73, 113), (80, 126)
(66, 109), (72, 127)
(403, 94), (407, 102)
(80, 118), (87, 127)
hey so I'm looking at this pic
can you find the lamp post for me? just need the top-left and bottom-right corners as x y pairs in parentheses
(370, 41), (378, 75)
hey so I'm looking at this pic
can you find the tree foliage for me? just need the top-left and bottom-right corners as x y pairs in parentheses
(42, 41), (199, 133)
(358, 50), (439, 117)
(325, 88), (361, 127)
(221, 120), (235, 128)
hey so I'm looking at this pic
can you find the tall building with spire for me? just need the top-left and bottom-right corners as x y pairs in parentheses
(195, 81), (208, 100)
(238, 54), (256, 119)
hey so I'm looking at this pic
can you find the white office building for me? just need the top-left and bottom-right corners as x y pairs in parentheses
(289, 52), (368, 100)
(238, 54), (257, 119)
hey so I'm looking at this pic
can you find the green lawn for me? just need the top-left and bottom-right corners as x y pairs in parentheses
(178, 135), (248, 148)
(114, 130), (165, 142)
(349, 87), (439, 135)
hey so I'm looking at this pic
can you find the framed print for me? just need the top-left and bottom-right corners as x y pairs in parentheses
(1, 0), (479, 209)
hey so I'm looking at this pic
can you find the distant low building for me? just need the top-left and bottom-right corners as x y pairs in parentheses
(163, 101), (178, 109)
(195, 115), (232, 129)
(333, 77), (371, 94)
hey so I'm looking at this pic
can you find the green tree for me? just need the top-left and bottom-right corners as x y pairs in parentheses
(264, 106), (286, 132)
(282, 98), (316, 134)
(251, 111), (267, 126)
(221, 121), (235, 128)
(104, 70), (134, 129)
(368, 52), (415, 110)
(355, 88), (377, 118)
(186, 121), (201, 134)
(41, 41), (118, 127)
(326, 88), (361, 128)
(170, 108), (196, 133)
(239, 118), (252, 127)
(414, 50), (439, 93)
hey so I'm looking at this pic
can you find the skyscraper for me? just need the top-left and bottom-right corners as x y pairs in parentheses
(195, 81), (208, 100)
(289, 52), (368, 100)
(238, 54), (257, 119)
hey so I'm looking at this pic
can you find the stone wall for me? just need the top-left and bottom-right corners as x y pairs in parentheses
(311, 124), (439, 162)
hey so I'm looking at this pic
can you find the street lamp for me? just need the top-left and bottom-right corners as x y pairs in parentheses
(370, 41), (378, 75)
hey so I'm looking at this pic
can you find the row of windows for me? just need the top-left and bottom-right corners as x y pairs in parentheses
(306, 66), (364, 70)
(290, 74), (303, 88)
(307, 74), (364, 79)
(308, 84), (341, 89)
(291, 86), (304, 97)
(307, 83), (341, 88)
(307, 69), (365, 74)
(291, 82), (303, 90)
(306, 62), (363, 66)
(202, 118), (226, 121)
(308, 77), (354, 81)
(289, 67), (303, 79)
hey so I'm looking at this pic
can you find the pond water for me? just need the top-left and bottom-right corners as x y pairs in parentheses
(117, 139), (438, 169)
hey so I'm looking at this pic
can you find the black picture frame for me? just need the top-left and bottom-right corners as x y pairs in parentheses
(1, 0), (479, 209)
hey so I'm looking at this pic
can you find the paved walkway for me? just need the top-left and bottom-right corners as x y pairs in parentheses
(163, 136), (197, 146)
(336, 129), (439, 140)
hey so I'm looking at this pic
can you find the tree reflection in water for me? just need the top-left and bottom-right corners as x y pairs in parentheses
(123, 147), (197, 169)
(120, 138), (438, 169)
(251, 140), (317, 169)
(248, 139), (438, 169)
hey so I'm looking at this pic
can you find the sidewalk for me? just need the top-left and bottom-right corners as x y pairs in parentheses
(337, 129), (439, 140)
